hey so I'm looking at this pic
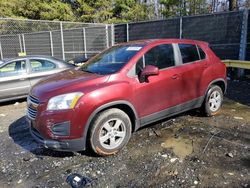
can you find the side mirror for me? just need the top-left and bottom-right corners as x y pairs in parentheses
(139, 65), (159, 82)
(68, 56), (89, 67)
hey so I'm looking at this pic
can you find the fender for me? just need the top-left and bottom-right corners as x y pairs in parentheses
(81, 100), (139, 149)
(205, 78), (227, 95)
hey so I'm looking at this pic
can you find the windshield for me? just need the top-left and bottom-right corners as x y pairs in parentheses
(81, 44), (144, 75)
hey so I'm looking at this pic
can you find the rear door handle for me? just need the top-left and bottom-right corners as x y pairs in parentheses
(171, 74), (180, 79)
(19, 78), (26, 81)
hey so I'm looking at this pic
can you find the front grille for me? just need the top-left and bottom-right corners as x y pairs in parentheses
(27, 95), (40, 120)
(27, 106), (38, 120)
(29, 95), (40, 106)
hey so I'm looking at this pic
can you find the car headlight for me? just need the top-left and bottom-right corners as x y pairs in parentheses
(47, 92), (83, 110)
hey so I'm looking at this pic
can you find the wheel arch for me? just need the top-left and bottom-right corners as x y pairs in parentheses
(82, 100), (139, 149)
(206, 78), (227, 95)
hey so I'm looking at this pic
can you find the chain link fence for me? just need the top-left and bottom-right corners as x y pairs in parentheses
(1, 10), (249, 62)
(246, 11), (250, 61)
(0, 18), (113, 60)
(115, 10), (249, 61)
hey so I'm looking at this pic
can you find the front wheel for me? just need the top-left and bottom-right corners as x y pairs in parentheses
(201, 85), (223, 116)
(88, 108), (132, 156)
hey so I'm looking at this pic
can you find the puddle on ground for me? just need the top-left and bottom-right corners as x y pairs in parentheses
(161, 136), (194, 159)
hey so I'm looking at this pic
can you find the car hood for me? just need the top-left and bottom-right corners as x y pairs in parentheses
(31, 69), (108, 100)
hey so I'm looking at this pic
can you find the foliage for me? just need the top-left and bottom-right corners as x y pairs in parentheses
(159, 0), (209, 17)
(0, 0), (244, 23)
(113, 0), (148, 22)
(0, 0), (75, 21)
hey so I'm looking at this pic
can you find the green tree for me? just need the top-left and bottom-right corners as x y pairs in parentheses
(113, 0), (148, 22)
(75, 0), (95, 22)
(0, 0), (19, 18)
(159, 0), (180, 17)
(0, 0), (75, 21)
(160, 0), (208, 18)
(39, 0), (75, 21)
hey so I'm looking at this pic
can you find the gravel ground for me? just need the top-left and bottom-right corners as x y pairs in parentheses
(0, 80), (250, 188)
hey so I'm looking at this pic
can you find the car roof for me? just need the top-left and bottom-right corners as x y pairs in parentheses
(0, 55), (73, 68)
(117, 38), (209, 46)
(2, 55), (60, 62)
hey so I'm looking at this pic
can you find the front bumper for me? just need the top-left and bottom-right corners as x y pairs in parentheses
(29, 119), (86, 152)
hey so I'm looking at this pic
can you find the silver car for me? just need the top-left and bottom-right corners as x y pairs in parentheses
(0, 55), (73, 102)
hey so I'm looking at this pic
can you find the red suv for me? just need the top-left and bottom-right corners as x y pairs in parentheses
(27, 39), (226, 156)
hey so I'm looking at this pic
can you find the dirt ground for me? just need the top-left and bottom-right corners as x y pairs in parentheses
(0, 79), (250, 188)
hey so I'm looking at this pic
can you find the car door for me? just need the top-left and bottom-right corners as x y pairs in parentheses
(131, 43), (183, 122)
(27, 58), (58, 86)
(176, 43), (207, 103)
(0, 59), (30, 101)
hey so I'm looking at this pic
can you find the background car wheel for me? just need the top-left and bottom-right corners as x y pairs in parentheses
(88, 108), (132, 156)
(201, 85), (223, 116)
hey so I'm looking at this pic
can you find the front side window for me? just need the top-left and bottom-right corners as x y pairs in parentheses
(179, 44), (200, 64)
(30, 59), (56, 72)
(0, 60), (26, 77)
(136, 44), (175, 74)
(81, 45), (144, 75)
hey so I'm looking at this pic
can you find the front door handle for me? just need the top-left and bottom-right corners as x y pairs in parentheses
(19, 78), (26, 81)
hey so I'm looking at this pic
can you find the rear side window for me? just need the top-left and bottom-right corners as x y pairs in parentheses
(198, 46), (206, 60)
(30, 59), (56, 72)
(179, 44), (200, 64)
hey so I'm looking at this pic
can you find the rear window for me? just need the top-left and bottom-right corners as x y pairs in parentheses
(179, 44), (200, 64)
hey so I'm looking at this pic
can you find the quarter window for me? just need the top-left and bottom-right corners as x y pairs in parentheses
(0, 60), (26, 77)
(198, 46), (206, 60)
(30, 59), (56, 72)
(179, 44), (200, 64)
(136, 44), (175, 74)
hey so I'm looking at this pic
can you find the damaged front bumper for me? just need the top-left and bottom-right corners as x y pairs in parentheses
(27, 117), (86, 152)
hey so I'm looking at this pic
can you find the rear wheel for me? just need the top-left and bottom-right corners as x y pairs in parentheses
(201, 85), (223, 116)
(88, 108), (132, 156)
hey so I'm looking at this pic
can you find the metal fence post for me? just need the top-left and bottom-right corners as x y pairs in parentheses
(106, 24), (109, 48)
(111, 24), (115, 46)
(18, 34), (23, 53)
(238, 9), (248, 77)
(82, 28), (87, 58)
(0, 38), (3, 60)
(49, 31), (54, 57)
(179, 17), (183, 39)
(60, 22), (65, 60)
(22, 34), (26, 53)
(126, 23), (129, 42)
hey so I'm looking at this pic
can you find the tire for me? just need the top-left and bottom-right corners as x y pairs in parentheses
(88, 108), (132, 156)
(201, 85), (223, 116)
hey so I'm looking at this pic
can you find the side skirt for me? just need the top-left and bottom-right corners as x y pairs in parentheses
(139, 96), (204, 128)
